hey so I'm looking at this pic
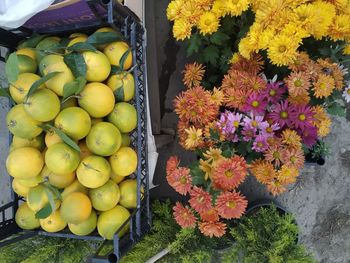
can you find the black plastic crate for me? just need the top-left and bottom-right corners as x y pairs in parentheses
(0, 1), (150, 262)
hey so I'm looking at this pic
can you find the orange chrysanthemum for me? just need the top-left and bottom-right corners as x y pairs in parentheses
(212, 156), (247, 190)
(276, 165), (299, 184)
(313, 74), (335, 98)
(199, 208), (219, 222)
(280, 147), (305, 170)
(317, 58), (344, 90)
(288, 52), (313, 72)
(250, 159), (276, 184)
(281, 129), (302, 148)
(215, 191), (248, 219)
(312, 105), (332, 137)
(229, 53), (264, 75)
(264, 144), (283, 167)
(166, 156), (180, 175)
(211, 87), (225, 106)
(199, 221), (226, 238)
(174, 86), (219, 126)
(173, 202), (196, 228)
(267, 180), (287, 196)
(285, 71), (311, 97)
(183, 62), (206, 88)
(166, 166), (192, 195)
(317, 118), (332, 137)
(223, 87), (248, 110)
(287, 89), (311, 106)
(184, 126), (203, 150)
(203, 147), (223, 163)
(189, 186), (212, 213)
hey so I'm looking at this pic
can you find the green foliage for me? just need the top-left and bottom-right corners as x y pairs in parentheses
(189, 161), (207, 186)
(222, 206), (316, 263)
(304, 140), (330, 159)
(0, 235), (100, 263)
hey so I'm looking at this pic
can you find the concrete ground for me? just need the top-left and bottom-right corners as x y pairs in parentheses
(149, 1), (350, 262)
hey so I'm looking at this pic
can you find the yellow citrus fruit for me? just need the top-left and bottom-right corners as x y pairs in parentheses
(86, 122), (121, 156)
(97, 205), (130, 240)
(12, 178), (31, 197)
(45, 143), (80, 174)
(6, 147), (44, 179)
(67, 36), (87, 47)
(36, 37), (61, 62)
(60, 97), (77, 110)
(11, 134), (45, 151)
(6, 104), (43, 139)
(119, 179), (139, 209)
(121, 134), (131, 147)
(95, 27), (116, 50)
(109, 147), (137, 177)
(16, 48), (37, 61)
(78, 82), (115, 118)
(24, 89), (61, 122)
(40, 55), (75, 96)
(9, 73), (44, 104)
(110, 171), (125, 184)
(17, 54), (37, 74)
(76, 155), (111, 188)
(69, 33), (88, 38)
(54, 107), (91, 140)
(45, 130), (62, 147)
(78, 140), (92, 160)
(104, 41), (132, 70)
(91, 118), (102, 125)
(41, 165), (75, 189)
(107, 102), (137, 133)
(107, 72), (135, 102)
(82, 51), (111, 82)
(60, 192), (92, 224)
(89, 180), (120, 211)
(17, 173), (44, 187)
(61, 179), (88, 200)
(27, 184), (49, 212)
(40, 210), (67, 232)
(15, 202), (40, 230)
(68, 210), (97, 236)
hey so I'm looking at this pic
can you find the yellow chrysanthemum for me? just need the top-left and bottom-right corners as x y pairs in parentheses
(211, 87), (225, 105)
(211, 0), (227, 17)
(312, 105), (332, 138)
(239, 36), (256, 59)
(313, 74), (335, 99)
(197, 11), (220, 35)
(267, 34), (300, 66)
(166, 0), (185, 21)
(311, 1), (336, 40)
(317, 118), (332, 137)
(173, 19), (192, 41)
(254, 0), (288, 28)
(224, 0), (250, 17)
(325, 0), (348, 11)
(258, 28), (276, 50)
(280, 22), (310, 40)
(229, 52), (240, 64)
(181, 1), (204, 25)
(199, 159), (213, 180)
(194, 0), (213, 10)
(184, 126), (203, 149)
(343, 44), (350, 55)
(203, 147), (223, 162)
(328, 15), (350, 41)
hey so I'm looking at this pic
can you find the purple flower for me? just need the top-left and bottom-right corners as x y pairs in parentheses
(252, 134), (269, 152)
(242, 125), (257, 142)
(263, 81), (286, 104)
(297, 126), (317, 147)
(243, 92), (267, 115)
(243, 113), (268, 130)
(227, 112), (243, 131)
(289, 104), (315, 131)
(260, 123), (280, 137)
(268, 100), (293, 128)
(216, 111), (241, 142)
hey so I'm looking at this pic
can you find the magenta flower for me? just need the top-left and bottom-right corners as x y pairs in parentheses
(243, 92), (267, 115)
(243, 113), (268, 130)
(252, 134), (269, 152)
(242, 125), (257, 142)
(297, 126), (317, 147)
(268, 100), (293, 128)
(216, 111), (241, 142)
(263, 81), (286, 104)
(289, 104), (315, 130)
(260, 123), (280, 137)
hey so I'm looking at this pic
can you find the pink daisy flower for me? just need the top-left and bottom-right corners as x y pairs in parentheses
(262, 80), (286, 103)
(243, 92), (268, 115)
(173, 202), (196, 228)
(289, 104), (315, 130)
(189, 187), (213, 213)
(199, 208), (219, 222)
(166, 167), (192, 195)
(252, 134), (269, 152)
(243, 113), (268, 130)
(215, 191), (248, 219)
(260, 123), (280, 138)
(268, 100), (293, 128)
(227, 112), (243, 131)
(297, 126), (318, 147)
(199, 221), (227, 238)
(242, 125), (257, 142)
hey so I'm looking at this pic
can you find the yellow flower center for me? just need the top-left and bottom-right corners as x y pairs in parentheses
(280, 111), (288, 119)
(347, 89), (350, 95)
(294, 79), (302, 87)
(227, 201), (236, 208)
(233, 121), (240, 127)
(225, 170), (233, 178)
(273, 151), (280, 159)
(319, 83), (326, 90)
(252, 101), (259, 107)
(205, 19), (211, 26)
(269, 90), (276, 96)
(257, 142), (263, 148)
(180, 176), (187, 184)
(266, 127), (273, 133)
(198, 196), (204, 203)
(290, 156), (297, 163)
(279, 45), (287, 53)
(191, 111), (197, 116)
(252, 120), (258, 127)
(299, 114), (306, 121)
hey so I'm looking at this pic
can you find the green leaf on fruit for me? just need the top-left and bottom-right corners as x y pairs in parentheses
(114, 84), (125, 102)
(18, 34), (47, 48)
(40, 124), (81, 152)
(67, 42), (97, 52)
(111, 65), (123, 74)
(119, 48), (132, 70)
(26, 71), (60, 99)
(35, 203), (53, 219)
(87, 32), (123, 45)
(5, 53), (19, 83)
(63, 76), (86, 99)
(44, 187), (57, 212)
(0, 87), (11, 99)
(64, 53), (87, 78)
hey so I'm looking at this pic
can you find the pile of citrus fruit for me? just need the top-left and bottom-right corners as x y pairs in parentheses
(4, 27), (141, 240)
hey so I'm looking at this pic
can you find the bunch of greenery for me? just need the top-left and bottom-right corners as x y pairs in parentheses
(303, 140), (330, 161)
(222, 206), (315, 263)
